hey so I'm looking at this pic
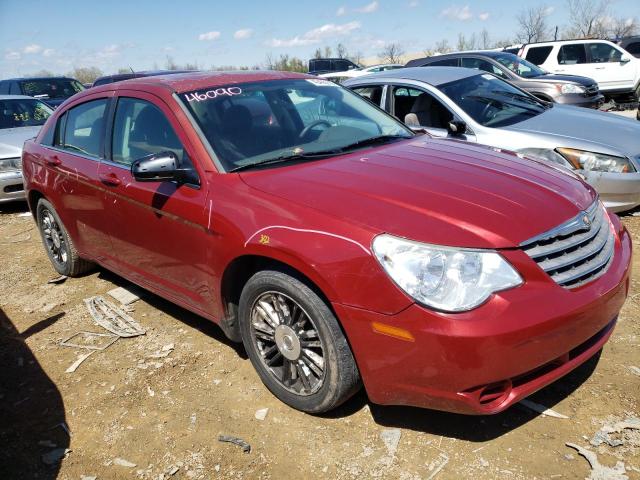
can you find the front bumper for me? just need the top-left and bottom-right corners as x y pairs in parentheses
(335, 218), (631, 414)
(584, 170), (640, 213)
(556, 93), (605, 109)
(0, 170), (26, 203)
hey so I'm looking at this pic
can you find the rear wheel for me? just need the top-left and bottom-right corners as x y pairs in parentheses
(239, 270), (361, 413)
(36, 199), (93, 276)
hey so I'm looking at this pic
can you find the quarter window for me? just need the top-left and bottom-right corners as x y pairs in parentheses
(586, 42), (623, 63)
(111, 97), (186, 166)
(58, 99), (108, 158)
(525, 46), (553, 65)
(351, 86), (384, 106)
(460, 58), (508, 78)
(558, 44), (587, 64)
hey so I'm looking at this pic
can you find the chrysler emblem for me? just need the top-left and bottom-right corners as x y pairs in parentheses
(582, 215), (591, 228)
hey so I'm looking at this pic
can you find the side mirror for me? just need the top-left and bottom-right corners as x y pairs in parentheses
(131, 152), (179, 182)
(447, 120), (467, 135)
(621, 54), (631, 64)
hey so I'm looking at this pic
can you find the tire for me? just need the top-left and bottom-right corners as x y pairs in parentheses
(36, 199), (93, 277)
(239, 270), (361, 413)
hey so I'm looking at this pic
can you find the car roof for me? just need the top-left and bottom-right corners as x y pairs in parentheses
(89, 70), (313, 95)
(1, 76), (77, 81)
(0, 94), (45, 100)
(345, 66), (481, 86)
(408, 50), (515, 66)
(94, 69), (195, 81)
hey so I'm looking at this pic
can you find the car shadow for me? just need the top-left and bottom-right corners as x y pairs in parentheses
(96, 270), (248, 359)
(0, 307), (70, 479)
(324, 351), (601, 442)
(0, 200), (30, 215)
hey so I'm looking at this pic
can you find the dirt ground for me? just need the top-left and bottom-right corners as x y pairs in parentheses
(0, 200), (638, 480)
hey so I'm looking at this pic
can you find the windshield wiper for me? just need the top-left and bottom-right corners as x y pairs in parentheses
(228, 150), (340, 173)
(337, 134), (411, 152)
(490, 90), (546, 109)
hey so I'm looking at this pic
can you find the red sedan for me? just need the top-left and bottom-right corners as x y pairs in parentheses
(21, 71), (631, 414)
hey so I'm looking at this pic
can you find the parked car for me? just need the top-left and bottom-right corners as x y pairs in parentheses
(23, 71), (630, 415)
(0, 95), (53, 203)
(406, 51), (604, 108)
(618, 36), (640, 58)
(0, 77), (84, 108)
(516, 39), (640, 98)
(318, 64), (404, 83)
(345, 67), (640, 212)
(92, 70), (195, 87)
(308, 57), (360, 75)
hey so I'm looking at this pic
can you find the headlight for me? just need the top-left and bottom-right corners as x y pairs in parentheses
(372, 234), (523, 312)
(517, 148), (574, 169)
(0, 157), (21, 173)
(558, 84), (586, 94)
(556, 148), (635, 173)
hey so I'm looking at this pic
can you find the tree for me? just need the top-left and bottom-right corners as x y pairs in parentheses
(434, 39), (452, 54)
(566, 0), (610, 38)
(378, 43), (405, 64)
(479, 29), (492, 49)
(323, 46), (332, 58)
(336, 43), (348, 59)
(313, 48), (323, 59)
(515, 5), (551, 43)
(607, 16), (639, 39)
(457, 33), (477, 51)
(29, 69), (56, 77)
(349, 50), (364, 65)
(264, 53), (307, 72)
(66, 67), (103, 84)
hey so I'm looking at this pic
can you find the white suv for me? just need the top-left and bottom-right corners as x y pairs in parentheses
(518, 39), (640, 96)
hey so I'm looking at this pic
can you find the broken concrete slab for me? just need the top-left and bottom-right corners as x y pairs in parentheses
(566, 443), (628, 480)
(380, 428), (402, 457)
(113, 457), (137, 468)
(255, 408), (269, 421)
(107, 286), (140, 305)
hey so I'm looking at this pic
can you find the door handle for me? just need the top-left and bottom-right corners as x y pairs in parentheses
(45, 155), (61, 167)
(99, 173), (122, 187)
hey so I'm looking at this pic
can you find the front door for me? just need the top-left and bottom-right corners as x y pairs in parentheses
(97, 91), (214, 313)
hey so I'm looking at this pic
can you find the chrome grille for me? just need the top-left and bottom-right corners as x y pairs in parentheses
(521, 201), (614, 289)
(585, 84), (599, 96)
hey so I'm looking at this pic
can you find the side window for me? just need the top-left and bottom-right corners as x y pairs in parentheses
(0, 81), (8, 95)
(460, 58), (508, 78)
(53, 112), (67, 147)
(111, 97), (185, 166)
(558, 44), (587, 64)
(392, 86), (453, 128)
(350, 86), (384, 106)
(587, 42), (623, 63)
(626, 42), (640, 57)
(58, 99), (108, 158)
(525, 46), (553, 65)
(427, 58), (459, 67)
(9, 82), (21, 95)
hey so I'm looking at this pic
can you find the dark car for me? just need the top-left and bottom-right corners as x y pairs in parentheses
(92, 70), (195, 87)
(0, 77), (84, 108)
(308, 58), (360, 75)
(406, 51), (604, 108)
(618, 36), (640, 58)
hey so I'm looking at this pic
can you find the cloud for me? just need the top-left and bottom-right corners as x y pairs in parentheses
(408, 0), (419, 7)
(478, 12), (490, 21)
(355, 1), (378, 13)
(543, 6), (555, 16)
(5, 50), (21, 60)
(23, 44), (42, 54)
(42, 48), (55, 57)
(198, 31), (221, 41)
(268, 21), (361, 47)
(439, 5), (473, 21)
(336, 6), (347, 16)
(234, 28), (253, 40)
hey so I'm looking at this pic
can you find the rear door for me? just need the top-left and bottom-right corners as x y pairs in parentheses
(584, 41), (636, 90)
(554, 43), (592, 78)
(97, 90), (214, 312)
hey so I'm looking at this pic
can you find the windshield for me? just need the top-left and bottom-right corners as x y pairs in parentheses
(181, 78), (413, 171)
(0, 98), (53, 129)
(440, 73), (547, 128)
(19, 79), (84, 100)
(494, 53), (547, 78)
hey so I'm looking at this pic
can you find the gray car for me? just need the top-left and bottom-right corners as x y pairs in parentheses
(0, 95), (53, 203)
(405, 51), (604, 109)
(344, 67), (640, 212)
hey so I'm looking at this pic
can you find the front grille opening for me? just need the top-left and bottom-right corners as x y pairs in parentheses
(477, 381), (511, 405)
(3, 183), (23, 193)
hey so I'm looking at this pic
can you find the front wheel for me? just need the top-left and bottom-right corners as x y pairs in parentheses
(239, 270), (361, 413)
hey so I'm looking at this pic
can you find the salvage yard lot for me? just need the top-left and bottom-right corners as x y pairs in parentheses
(0, 201), (638, 480)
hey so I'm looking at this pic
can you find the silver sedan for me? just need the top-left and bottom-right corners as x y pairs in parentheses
(0, 95), (53, 203)
(345, 67), (640, 213)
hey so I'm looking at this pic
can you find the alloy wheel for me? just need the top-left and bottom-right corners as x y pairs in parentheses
(40, 209), (68, 266)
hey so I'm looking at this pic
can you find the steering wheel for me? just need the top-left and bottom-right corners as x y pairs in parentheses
(480, 99), (499, 122)
(298, 120), (332, 140)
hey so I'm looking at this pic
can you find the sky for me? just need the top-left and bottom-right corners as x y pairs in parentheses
(1, 0), (639, 77)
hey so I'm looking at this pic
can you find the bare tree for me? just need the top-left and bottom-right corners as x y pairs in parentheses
(566, 0), (610, 38)
(336, 43), (348, 59)
(434, 39), (452, 54)
(323, 46), (333, 58)
(350, 50), (364, 65)
(479, 29), (492, 49)
(457, 33), (477, 51)
(607, 16), (639, 39)
(67, 67), (103, 84)
(378, 43), (405, 63)
(313, 48), (323, 59)
(516, 5), (551, 43)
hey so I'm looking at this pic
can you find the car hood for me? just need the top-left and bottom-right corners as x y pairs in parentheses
(240, 137), (595, 249)
(0, 126), (41, 159)
(531, 73), (596, 86)
(503, 105), (640, 157)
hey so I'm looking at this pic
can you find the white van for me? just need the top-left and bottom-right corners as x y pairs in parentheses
(518, 39), (640, 96)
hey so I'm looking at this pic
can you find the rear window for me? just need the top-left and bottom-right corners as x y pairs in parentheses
(19, 78), (84, 100)
(626, 42), (640, 56)
(309, 60), (330, 72)
(525, 46), (553, 65)
(0, 99), (53, 129)
(58, 99), (108, 158)
(558, 44), (586, 65)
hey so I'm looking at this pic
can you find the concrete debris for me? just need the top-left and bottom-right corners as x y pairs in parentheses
(519, 399), (569, 419)
(41, 448), (71, 465)
(17, 212), (32, 217)
(380, 428), (402, 457)
(629, 366), (640, 376)
(218, 435), (251, 453)
(47, 275), (67, 284)
(566, 443), (628, 480)
(147, 386), (155, 397)
(591, 417), (640, 448)
(85, 296), (145, 337)
(113, 457), (137, 468)
(148, 343), (175, 358)
(80, 476), (97, 480)
(60, 331), (119, 351)
(255, 408), (269, 421)
(65, 351), (95, 373)
(107, 286), (140, 305)
(426, 453), (449, 480)
(168, 466), (179, 475)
